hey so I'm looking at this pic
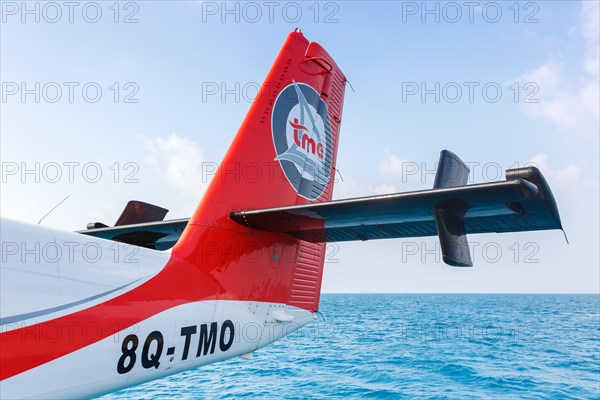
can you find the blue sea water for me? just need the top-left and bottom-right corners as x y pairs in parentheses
(100, 294), (600, 399)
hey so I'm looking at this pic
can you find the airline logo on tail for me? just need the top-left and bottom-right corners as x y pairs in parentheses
(272, 82), (332, 200)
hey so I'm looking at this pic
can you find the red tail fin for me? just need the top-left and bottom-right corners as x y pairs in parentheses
(173, 30), (346, 311)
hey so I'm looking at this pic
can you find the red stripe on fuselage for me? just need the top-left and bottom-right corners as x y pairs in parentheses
(0, 255), (222, 381)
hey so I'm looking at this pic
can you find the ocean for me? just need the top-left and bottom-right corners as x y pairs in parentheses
(99, 294), (600, 399)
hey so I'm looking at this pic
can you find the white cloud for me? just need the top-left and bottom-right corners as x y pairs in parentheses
(332, 150), (420, 199)
(367, 183), (397, 195)
(379, 149), (408, 177)
(378, 149), (434, 189)
(332, 176), (366, 199)
(140, 133), (205, 196)
(581, 0), (600, 75)
(518, 61), (599, 133)
(514, 1), (599, 137)
(528, 153), (582, 188)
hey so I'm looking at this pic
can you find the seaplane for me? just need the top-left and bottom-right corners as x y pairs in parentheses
(0, 29), (563, 399)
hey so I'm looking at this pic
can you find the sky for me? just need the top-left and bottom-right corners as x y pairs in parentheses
(1, 0), (598, 293)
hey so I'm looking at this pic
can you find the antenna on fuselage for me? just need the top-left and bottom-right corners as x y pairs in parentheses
(37, 195), (70, 225)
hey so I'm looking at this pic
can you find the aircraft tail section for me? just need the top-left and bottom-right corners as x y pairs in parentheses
(174, 30), (347, 312)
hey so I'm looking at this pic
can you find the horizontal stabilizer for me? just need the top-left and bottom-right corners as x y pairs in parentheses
(81, 201), (177, 250)
(77, 154), (563, 266)
(86, 200), (168, 229)
(78, 218), (189, 250)
(229, 156), (562, 266)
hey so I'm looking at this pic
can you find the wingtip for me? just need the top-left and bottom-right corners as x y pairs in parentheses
(561, 229), (569, 244)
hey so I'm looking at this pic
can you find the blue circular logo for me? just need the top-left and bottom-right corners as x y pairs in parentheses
(272, 82), (332, 201)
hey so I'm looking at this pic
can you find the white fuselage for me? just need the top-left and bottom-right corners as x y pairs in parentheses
(0, 218), (312, 399)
